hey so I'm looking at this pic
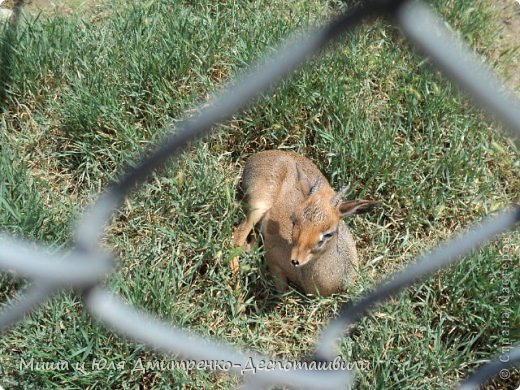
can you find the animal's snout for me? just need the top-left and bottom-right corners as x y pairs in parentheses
(291, 259), (300, 267)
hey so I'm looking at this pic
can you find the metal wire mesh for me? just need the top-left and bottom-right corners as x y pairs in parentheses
(1, 0), (518, 388)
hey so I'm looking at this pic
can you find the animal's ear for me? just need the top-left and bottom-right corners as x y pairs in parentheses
(339, 200), (378, 217)
(296, 164), (322, 195)
(309, 177), (322, 195)
(331, 186), (349, 207)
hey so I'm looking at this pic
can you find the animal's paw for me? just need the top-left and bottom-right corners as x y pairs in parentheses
(231, 226), (242, 248)
(230, 256), (240, 275)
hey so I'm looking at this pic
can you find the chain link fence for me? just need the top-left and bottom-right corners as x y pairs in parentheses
(1, 0), (519, 388)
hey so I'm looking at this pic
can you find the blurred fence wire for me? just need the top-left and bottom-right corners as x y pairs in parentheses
(1, 0), (519, 388)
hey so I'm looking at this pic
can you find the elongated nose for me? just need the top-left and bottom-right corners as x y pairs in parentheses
(290, 247), (300, 267)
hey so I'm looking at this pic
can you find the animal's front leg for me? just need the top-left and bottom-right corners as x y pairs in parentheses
(267, 264), (288, 292)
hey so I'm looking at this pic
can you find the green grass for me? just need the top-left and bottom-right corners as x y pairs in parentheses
(0, 0), (519, 388)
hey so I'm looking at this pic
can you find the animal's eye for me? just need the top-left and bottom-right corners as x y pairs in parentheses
(317, 232), (334, 248)
(323, 232), (333, 240)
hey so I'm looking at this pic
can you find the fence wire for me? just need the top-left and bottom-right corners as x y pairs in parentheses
(1, 0), (519, 388)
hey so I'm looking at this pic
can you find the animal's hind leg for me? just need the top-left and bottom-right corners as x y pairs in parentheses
(231, 199), (270, 273)
(232, 199), (270, 248)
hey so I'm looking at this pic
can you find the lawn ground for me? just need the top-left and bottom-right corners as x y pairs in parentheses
(0, 0), (519, 388)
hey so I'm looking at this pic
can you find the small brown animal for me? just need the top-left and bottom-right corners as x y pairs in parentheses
(232, 150), (377, 295)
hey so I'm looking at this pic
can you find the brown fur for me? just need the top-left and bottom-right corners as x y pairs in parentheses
(232, 150), (377, 296)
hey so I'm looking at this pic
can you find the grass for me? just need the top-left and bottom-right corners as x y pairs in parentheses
(0, 0), (519, 388)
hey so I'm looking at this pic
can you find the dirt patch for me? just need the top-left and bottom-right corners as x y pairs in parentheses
(492, 0), (520, 92)
(1, 0), (103, 16)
